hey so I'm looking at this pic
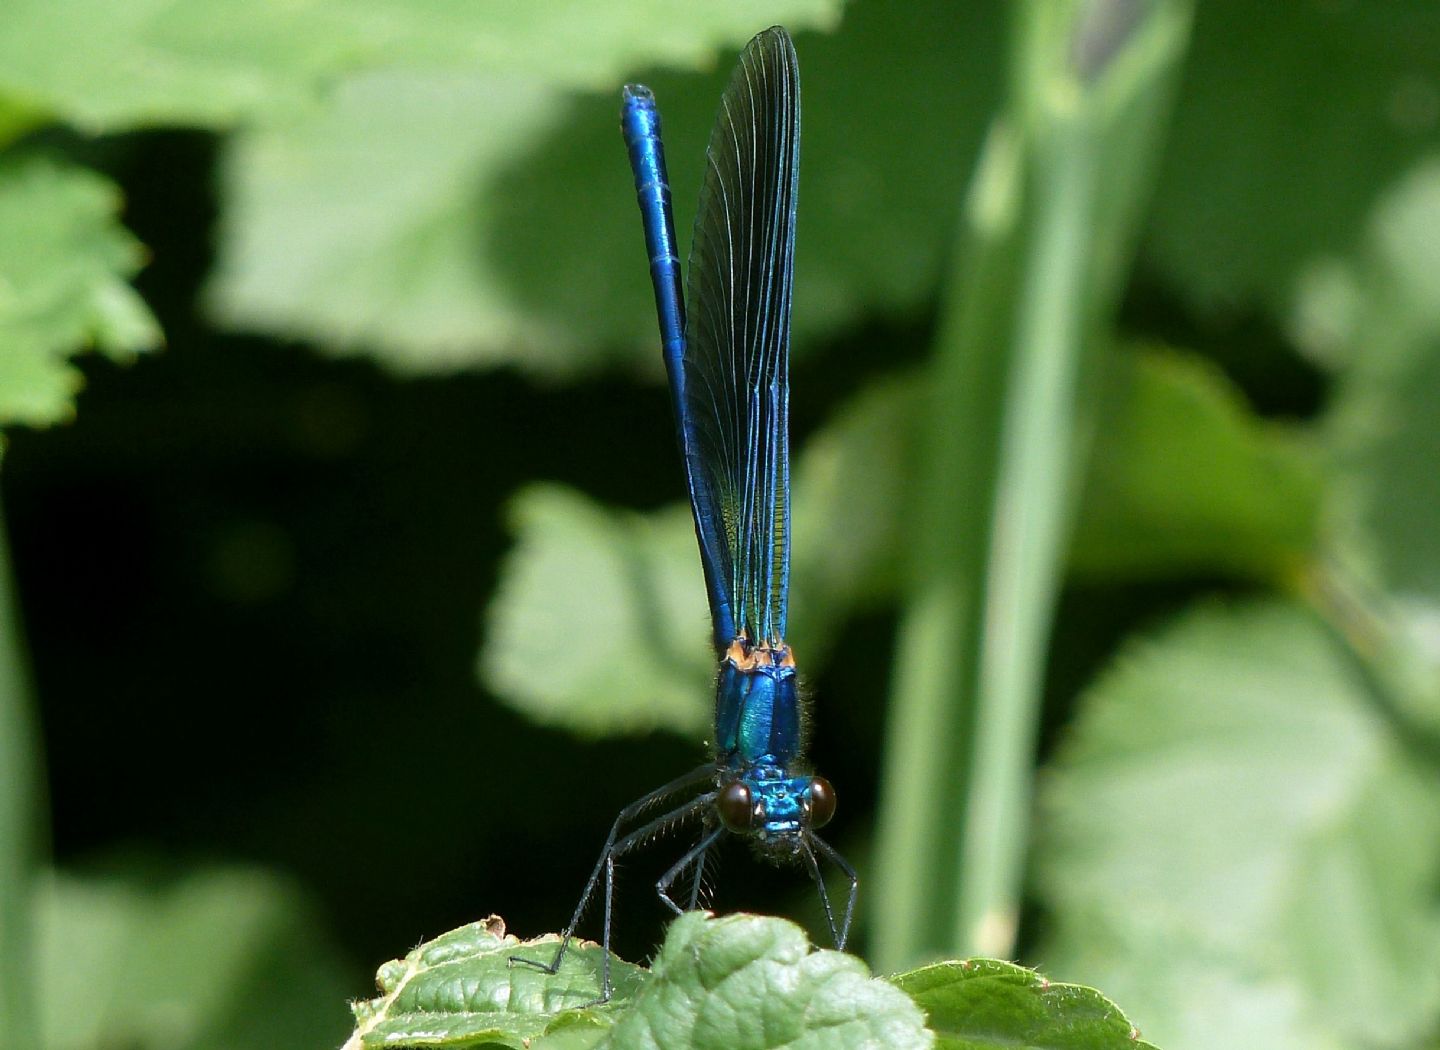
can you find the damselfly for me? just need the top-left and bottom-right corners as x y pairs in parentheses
(518, 26), (854, 1001)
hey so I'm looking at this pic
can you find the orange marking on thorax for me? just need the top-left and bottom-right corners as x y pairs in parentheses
(724, 634), (796, 671)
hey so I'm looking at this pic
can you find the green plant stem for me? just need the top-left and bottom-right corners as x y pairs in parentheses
(0, 481), (45, 1045)
(872, 0), (1193, 971)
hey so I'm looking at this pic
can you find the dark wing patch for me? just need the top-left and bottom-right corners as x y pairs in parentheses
(682, 26), (799, 650)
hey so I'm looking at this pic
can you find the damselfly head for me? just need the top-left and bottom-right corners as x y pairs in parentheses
(717, 772), (836, 860)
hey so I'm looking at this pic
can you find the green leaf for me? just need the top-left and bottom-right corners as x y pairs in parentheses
(0, 155), (160, 428)
(210, 72), (588, 374)
(479, 485), (711, 737)
(1069, 346), (1322, 582)
(38, 866), (353, 1050)
(348, 914), (929, 1050)
(1144, 0), (1440, 318)
(349, 914), (1181, 1050)
(0, 0), (844, 133)
(348, 917), (646, 1049)
(1034, 600), (1440, 1050)
(208, 0), (1004, 373)
(594, 912), (931, 1050)
(891, 959), (1155, 1050)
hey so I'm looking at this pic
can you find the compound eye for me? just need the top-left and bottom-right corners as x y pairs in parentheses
(717, 781), (755, 832)
(807, 776), (836, 829)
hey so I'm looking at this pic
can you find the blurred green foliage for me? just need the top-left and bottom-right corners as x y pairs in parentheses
(1, 0), (1439, 1048)
(38, 868), (352, 1050)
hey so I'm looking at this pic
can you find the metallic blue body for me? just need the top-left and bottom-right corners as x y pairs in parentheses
(618, 87), (684, 374)
(716, 646), (811, 849)
(714, 652), (802, 769)
(621, 85), (738, 648)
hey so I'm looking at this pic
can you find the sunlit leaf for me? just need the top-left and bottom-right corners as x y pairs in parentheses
(892, 959), (1156, 1050)
(0, 155), (160, 428)
(1035, 600), (1440, 1050)
(594, 912), (931, 1050)
(207, 0), (1003, 373)
(347, 917), (645, 1050)
(346, 913), (930, 1050)
(209, 72), (585, 374)
(0, 0), (843, 133)
(480, 485), (711, 737)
